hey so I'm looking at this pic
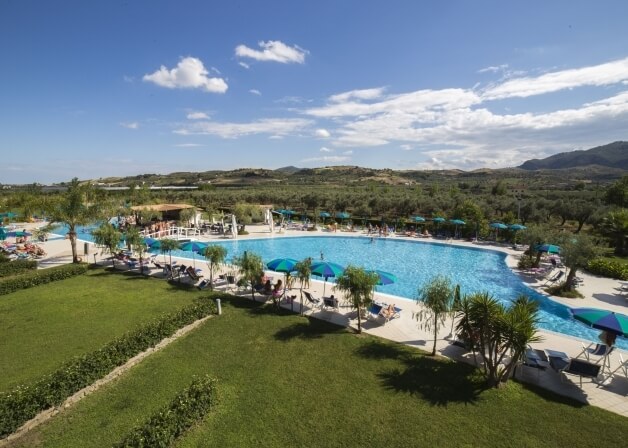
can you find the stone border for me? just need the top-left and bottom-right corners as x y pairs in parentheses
(0, 314), (214, 446)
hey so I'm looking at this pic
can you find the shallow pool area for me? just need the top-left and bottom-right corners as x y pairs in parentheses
(53, 225), (627, 350)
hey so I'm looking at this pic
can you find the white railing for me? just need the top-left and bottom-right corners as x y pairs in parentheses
(141, 227), (201, 240)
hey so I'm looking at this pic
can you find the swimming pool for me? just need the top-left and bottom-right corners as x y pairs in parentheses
(55, 226), (627, 349)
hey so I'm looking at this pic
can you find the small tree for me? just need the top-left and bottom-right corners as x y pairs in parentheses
(458, 292), (541, 387)
(415, 275), (455, 356)
(556, 233), (602, 292)
(47, 178), (101, 263)
(203, 245), (228, 289)
(125, 226), (148, 273)
(335, 265), (379, 333)
(597, 208), (628, 256)
(159, 238), (180, 273)
(234, 252), (264, 302)
(295, 257), (313, 315)
(92, 222), (122, 269)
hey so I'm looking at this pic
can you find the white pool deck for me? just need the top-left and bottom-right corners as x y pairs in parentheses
(21, 222), (628, 417)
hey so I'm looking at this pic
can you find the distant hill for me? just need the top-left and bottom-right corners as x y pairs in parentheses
(275, 166), (301, 174)
(519, 141), (628, 170)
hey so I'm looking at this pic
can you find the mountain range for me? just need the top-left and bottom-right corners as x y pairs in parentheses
(518, 141), (628, 170)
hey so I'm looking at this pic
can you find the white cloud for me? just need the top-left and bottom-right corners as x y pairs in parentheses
(175, 143), (204, 148)
(235, 40), (308, 64)
(400, 144), (412, 150)
(143, 57), (228, 93)
(342, 150), (353, 155)
(315, 128), (330, 138)
(249, 89), (262, 96)
(187, 112), (210, 120)
(301, 155), (350, 163)
(238, 61), (250, 69)
(329, 87), (386, 103)
(320, 147), (333, 152)
(120, 122), (139, 129)
(482, 56), (628, 100)
(175, 118), (313, 139)
(269, 135), (284, 140)
(477, 64), (508, 74)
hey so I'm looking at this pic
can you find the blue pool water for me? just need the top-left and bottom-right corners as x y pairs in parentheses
(54, 226), (627, 349)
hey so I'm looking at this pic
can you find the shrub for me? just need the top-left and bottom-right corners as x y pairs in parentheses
(517, 255), (535, 270)
(0, 259), (38, 277)
(114, 375), (217, 447)
(0, 297), (218, 437)
(586, 258), (628, 280)
(0, 263), (88, 295)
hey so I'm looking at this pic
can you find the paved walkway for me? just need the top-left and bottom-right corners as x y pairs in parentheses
(23, 221), (628, 416)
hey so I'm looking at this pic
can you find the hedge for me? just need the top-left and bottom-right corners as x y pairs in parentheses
(0, 297), (218, 437)
(114, 375), (217, 447)
(0, 263), (89, 296)
(586, 258), (628, 280)
(0, 259), (38, 278)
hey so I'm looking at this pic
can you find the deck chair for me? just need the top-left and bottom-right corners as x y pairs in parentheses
(303, 291), (321, 309)
(185, 266), (203, 282)
(379, 303), (401, 323)
(522, 347), (551, 379)
(543, 270), (564, 286)
(322, 296), (339, 311)
(577, 343), (614, 376)
(367, 303), (383, 321)
(561, 358), (602, 387)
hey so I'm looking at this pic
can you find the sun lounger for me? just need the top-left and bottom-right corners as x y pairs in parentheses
(522, 347), (551, 379)
(577, 343), (614, 375)
(561, 358), (602, 387)
(322, 296), (339, 311)
(543, 270), (564, 286)
(185, 266), (203, 282)
(303, 291), (321, 310)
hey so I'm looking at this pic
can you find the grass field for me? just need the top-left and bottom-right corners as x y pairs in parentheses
(0, 268), (197, 392)
(4, 274), (627, 448)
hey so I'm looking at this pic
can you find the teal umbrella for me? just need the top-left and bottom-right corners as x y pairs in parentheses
(490, 222), (508, 230)
(367, 269), (397, 286)
(411, 216), (425, 223)
(311, 261), (345, 296)
(571, 308), (628, 338)
(319, 212), (331, 218)
(432, 217), (446, 223)
(509, 224), (527, 231)
(266, 258), (299, 301)
(180, 241), (208, 269)
(535, 244), (561, 254)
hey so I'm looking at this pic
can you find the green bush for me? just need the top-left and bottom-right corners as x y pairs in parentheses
(517, 255), (536, 270)
(0, 259), (38, 277)
(586, 258), (628, 280)
(0, 297), (218, 437)
(114, 375), (217, 447)
(0, 263), (88, 295)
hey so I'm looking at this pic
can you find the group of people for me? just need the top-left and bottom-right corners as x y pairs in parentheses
(255, 276), (284, 297)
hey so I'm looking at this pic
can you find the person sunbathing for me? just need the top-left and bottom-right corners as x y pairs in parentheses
(381, 304), (397, 320)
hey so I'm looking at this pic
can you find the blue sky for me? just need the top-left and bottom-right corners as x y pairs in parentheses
(1, 0), (628, 184)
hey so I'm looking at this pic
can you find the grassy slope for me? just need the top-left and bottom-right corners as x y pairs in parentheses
(0, 268), (197, 392)
(10, 294), (627, 448)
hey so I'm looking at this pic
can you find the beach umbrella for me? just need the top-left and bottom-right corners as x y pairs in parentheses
(311, 261), (345, 297)
(411, 216), (426, 223)
(535, 244), (561, 254)
(367, 269), (397, 286)
(490, 222), (508, 230)
(449, 219), (465, 238)
(319, 212), (331, 218)
(570, 308), (628, 338)
(6, 230), (32, 238)
(432, 217), (446, 223)
(509, 224), (527, 231)
(266, 258), (299, 300)
(143, 237), (158, 247)
(179, 241), (208, 269)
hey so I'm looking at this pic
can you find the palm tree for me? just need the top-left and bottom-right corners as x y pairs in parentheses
(294, 257), (313, 315)
(124, 226), (148, 273)
(203, 245), (227, 289)
(92, 222), (122, 269)
(234, 252), (264, 302)
(158, 238), (180, 274)
(335, 265), (379, 333)
(458, 292), (541, 387)
(598, 208), (628, 255)
(47, 178), (100, 263)
(415, 275), (455, 356)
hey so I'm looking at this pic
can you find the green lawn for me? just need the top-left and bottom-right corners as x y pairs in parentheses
(0, 268), (197, 392)
(6, 279), (627, 448)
